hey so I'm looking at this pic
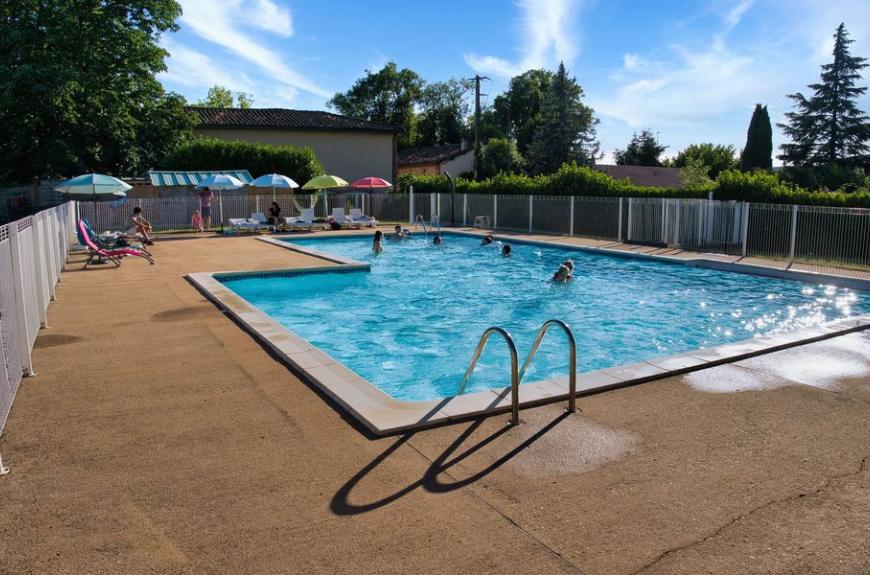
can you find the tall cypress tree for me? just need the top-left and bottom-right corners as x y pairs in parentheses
(777, 23), (869, 168)
(740, 104), (773, 171)
(527, 62), (599, 174)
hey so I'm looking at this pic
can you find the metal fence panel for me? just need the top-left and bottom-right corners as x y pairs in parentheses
(0, 226), (22, 433)
(574, 197), (621, 240)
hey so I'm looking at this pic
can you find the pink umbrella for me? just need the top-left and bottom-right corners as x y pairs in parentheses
(350, 177), (393, 189)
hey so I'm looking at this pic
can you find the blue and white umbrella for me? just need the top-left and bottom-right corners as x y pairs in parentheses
(249, 173), (299, 201)
(196, 174), (245, 230)
(55, 173), (131, 202)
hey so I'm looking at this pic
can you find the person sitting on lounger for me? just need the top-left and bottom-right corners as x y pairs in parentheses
(372, 230), (384, 253)
(552, 264), (573, 282)
(129, 206), (154, 245)
(481, 234), (494, 245)
(268, 202), (282, 230)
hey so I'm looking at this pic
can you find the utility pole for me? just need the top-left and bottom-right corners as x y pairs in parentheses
(473, 74), (488, 180)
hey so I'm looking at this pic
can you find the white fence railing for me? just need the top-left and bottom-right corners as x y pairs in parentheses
(0, 202), (77, 474)
(77, 191), (870, 269)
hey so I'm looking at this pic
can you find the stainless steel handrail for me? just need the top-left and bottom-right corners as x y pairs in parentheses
(518, 319), (577, 413)
(415, 214), (428, 237)
(456, 326), (521, 426)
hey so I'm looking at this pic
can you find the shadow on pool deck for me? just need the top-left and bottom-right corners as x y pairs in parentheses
(332, 411), (572, 516)
(1, 233), (869, 575)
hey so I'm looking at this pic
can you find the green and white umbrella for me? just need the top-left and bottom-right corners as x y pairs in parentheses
(55, 173), (131, 202)
(301, 174), (348, 214)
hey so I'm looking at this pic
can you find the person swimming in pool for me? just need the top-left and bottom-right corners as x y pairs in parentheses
(389, 224), (412, 240)
(433, 234), (443, 245)
(481, 234), (494, 245)
(552, 263), (573, 282)
(372, 230), (384, 253)
(564, 259), (575, 274)
(501, 244), (512, 256)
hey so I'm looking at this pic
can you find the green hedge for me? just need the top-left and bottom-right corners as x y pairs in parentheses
(161, 138), (324, 185)
(398, 164), (870, 208)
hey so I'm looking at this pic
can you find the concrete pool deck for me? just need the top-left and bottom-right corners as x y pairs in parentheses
(1, 230), (869, 574)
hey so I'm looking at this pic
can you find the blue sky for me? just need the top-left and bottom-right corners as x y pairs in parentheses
(158, 0), (870, 164)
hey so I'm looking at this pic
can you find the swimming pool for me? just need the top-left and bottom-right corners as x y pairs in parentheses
(218, 233), (870, 402)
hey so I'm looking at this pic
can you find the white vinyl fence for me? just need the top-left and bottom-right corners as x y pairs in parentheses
(0, 202), (77, 474)
(78, 191), (870, 269)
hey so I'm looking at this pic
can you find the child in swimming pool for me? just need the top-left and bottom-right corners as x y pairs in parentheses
(433, 234), (443, 245)
(372, 230), (384, 253)
(552, 264), (573, 282)
(501, 244), (511, 256)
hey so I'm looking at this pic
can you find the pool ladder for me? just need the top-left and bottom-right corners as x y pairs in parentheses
(456, 320), (577, 426)
(415, 214), (428, 238)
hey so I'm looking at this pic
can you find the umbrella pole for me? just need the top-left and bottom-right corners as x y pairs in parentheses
(219, 190), (224, 232)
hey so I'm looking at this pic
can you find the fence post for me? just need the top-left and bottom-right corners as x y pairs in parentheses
(569, 196), (575, 237)
(0, 448), (9, 475)
(408, 186), (415, 225)
(617, 198), (623, 242)
(41, 215), (56, 299)
(430, 193), (436, 221)
(673, 199), (681, 248)
(493, 195), (498, 230)
(627, 198), (633, 242)
(8, 225), (35, 377)
(788, 204), (798, 265)
(661, 198), (669, 245)
(30, 215), (48, 328)
(741, 202), (750, 257)
(528, 195), (533, 234)
(462, 193), (467, 226)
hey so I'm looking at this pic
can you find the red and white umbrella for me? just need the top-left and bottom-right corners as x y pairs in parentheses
(349, 177), (392, 190)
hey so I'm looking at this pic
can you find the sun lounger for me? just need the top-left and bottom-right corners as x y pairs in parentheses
(77, 220), (154, 269)
(331, 208), (361, 229)
(349, 208), (378, 227)
(285, 208), (324, 231)
(229, 212), (265, 233)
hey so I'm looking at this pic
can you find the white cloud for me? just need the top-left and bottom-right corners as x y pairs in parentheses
(724, 0), (754, 29)
(159, 39), (251, 91)
(176, 0), (330, 99)
(464, 0), (582, 77)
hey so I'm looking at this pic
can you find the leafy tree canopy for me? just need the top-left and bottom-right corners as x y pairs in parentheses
(193, 85), (254, 109)
(496, 69), (553, 156)
(327, 62), (424, 148)
(0, 0), (195, 183)
(527, 63), (599, 174)
(615, 130), (667, 167)
(416, 78), (473, 147)
(480, 138), (525, 178)
(778, 23), (869, 168)
(673, 143), (738, 178)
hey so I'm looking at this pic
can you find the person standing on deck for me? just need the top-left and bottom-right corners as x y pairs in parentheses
(199, 187), (214, 229)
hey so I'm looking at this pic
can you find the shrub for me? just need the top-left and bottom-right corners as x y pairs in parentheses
(398, 163), (870, 208)
(161, 138), (324, 185)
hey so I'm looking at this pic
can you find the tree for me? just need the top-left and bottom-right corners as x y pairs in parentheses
(527, 63), (599, 174)
(615, 130), (667, 166)
(194, 85), (255, 109)
(678, 156), (714, 189)
(0, 0), (195, 183)
(498, 69), (553, 156)
(740, 105), (773, 171)
(480, 138), (525, 177)
(778, 23), (869, 168)
(674, 143), (738, 178)
(415, 78), (473, 147)
(328, 62), (423, 148)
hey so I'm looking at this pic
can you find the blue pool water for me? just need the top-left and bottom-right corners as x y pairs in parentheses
(221, 233), (869, 401)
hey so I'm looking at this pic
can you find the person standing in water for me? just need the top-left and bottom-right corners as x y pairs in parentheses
(372, 230), (384, 253)
(501, 244), (512, 256)
(433, 234), (443, 245)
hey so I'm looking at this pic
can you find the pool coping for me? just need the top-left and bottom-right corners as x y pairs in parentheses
(186, 232), (870, 436)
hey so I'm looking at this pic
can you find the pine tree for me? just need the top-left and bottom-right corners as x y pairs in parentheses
(778, 23), (869, 168)
(527, 62), (599, 174)
(614, 130), (667, 166)
(740, 104), (773, 171)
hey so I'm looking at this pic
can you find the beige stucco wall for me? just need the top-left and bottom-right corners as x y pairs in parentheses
(440, 151), (474, 176)
(397, 164), (438, 176)
(194, 128), (395, 183)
